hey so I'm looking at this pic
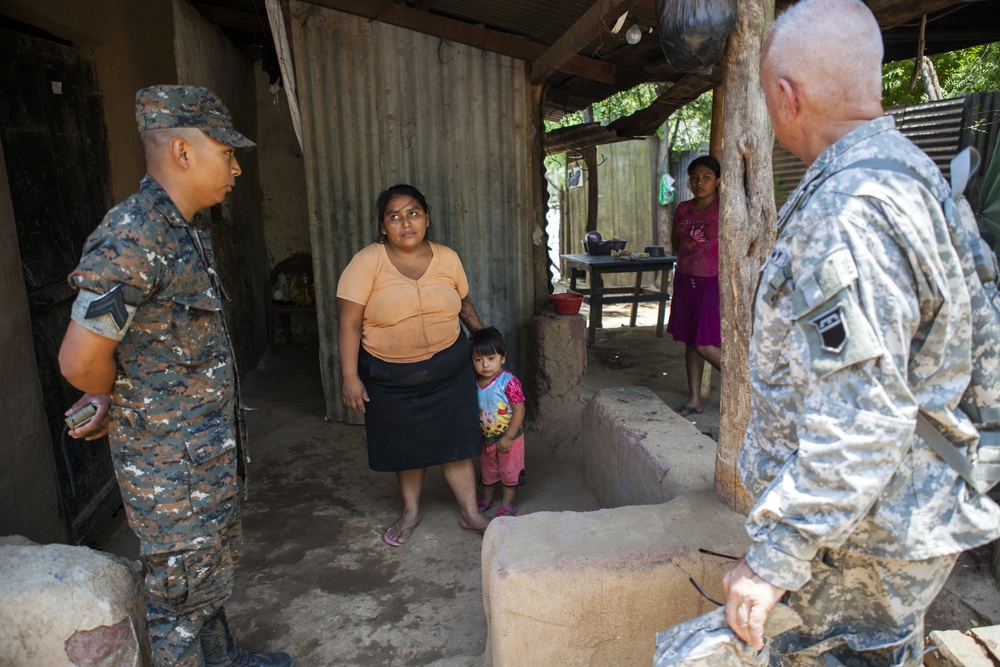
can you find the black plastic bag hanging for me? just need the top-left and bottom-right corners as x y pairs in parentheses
(655, 0), (738, 74)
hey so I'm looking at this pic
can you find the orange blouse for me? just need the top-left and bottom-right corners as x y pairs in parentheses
(336, 242), (469, 363)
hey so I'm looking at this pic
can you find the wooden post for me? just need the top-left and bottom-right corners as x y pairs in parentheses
(655, 129), (672, 255)
(715, 0), (777, 514)
(710, 86), (725, 158)
(583, 145), (599, 233)
(531, 82), (550, 313)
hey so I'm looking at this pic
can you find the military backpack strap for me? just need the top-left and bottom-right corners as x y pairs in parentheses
(844, 148), (1000, 493)
(915, 415), (1000, 495)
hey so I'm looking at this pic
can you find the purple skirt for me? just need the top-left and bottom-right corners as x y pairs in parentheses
(666, 272), (721, 347)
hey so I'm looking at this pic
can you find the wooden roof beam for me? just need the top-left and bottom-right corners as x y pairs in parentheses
(192, 4), (269, 35)
(303, 0), (617, 85)
(865, 0), (965, 29)
(775, 0), (967, 29)
(529, 0), (642, 84)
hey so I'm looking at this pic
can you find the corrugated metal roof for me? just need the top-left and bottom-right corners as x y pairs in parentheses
(290, 1), (536, 421)
(961, 91), (1000, 210)
(414, 0), (598, 46)
(199, 0), (999, 123)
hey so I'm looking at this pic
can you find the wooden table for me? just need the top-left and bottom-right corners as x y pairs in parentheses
(560, 253), (676, 345)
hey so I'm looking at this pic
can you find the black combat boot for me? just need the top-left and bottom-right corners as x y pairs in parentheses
(201, 608), (231, 667)
(202, 607), (294, 667)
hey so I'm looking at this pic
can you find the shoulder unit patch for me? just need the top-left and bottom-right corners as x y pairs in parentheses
(809, 305), (848, 354)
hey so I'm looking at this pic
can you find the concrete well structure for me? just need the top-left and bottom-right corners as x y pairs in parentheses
(481, 386), (748, 666)
(581, 386), (717, 508)
(482, 493), (748, 666)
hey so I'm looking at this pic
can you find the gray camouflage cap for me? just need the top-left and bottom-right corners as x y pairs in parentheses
(135, 85), (255, 149)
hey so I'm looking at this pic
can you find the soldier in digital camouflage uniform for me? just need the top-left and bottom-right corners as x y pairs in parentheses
(717, 1), (1000, 665)
(59, 86), (293, 667)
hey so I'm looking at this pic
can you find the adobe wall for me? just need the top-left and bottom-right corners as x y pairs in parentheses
(0, 0), (175, 544)
(0, 144), (66, 544)
(172, 0), (269, 368)
(1, 0), (267, 541)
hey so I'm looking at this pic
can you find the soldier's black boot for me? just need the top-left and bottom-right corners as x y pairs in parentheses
(202, 607), (294, 667)
(202, 609), (231, 667)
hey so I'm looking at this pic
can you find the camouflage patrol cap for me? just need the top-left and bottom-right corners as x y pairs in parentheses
(135, 85), (255, 149)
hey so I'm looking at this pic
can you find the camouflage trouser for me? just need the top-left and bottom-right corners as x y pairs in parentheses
(143, 531), (237, 667)
(653, 549), (957, 667)
(776, 548), (958, 666)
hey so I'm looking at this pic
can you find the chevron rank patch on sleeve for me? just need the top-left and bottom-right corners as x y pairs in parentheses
(71, 286), (136, 341)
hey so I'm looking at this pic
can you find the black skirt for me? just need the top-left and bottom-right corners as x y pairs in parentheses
(359, 334), (481, 472)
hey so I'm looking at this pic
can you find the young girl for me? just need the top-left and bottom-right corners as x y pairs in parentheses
(470, 327), (526, 517)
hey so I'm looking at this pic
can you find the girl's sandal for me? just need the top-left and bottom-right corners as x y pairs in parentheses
(676, 404), (703, 417)
(477, 499), (493, 512)
(495, 505), (518, 517)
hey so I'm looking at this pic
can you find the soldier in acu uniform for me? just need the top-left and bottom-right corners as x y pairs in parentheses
(719, 1), (1000, 665)
(59, 86), (293, 667)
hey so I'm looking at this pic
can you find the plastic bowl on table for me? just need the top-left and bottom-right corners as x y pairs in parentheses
(582, 239), (627, 255)
(549, 292), (584, 315)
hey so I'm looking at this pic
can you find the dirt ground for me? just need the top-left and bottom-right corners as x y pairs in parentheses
(93, 301), (1000, 665)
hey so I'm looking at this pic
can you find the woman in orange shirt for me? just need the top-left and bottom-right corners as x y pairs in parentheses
(337, 184), (490, 546)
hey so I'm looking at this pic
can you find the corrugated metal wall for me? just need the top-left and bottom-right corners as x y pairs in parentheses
(289, 2), (535, 422)
(961, 91), (1000, 212)
(773, 97), (967, 206)
(562, 139), (657, 286)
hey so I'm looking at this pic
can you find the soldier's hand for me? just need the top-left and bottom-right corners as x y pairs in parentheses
(722, 557), (786, 651)
(65, 393), (112, 441)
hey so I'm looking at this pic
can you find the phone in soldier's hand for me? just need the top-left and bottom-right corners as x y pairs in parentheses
(65, 403), (97, 430)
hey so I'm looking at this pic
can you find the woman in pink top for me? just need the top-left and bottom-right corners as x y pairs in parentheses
(337, 184), (490, 547)
(666, 156), (722, 417)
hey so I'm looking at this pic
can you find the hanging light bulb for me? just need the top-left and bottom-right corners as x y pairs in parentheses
(626, 24), (642, 45)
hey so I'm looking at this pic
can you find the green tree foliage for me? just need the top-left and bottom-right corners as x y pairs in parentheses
(543, 83), (714, 175)
(544, 83), (663, 179)
(664, 90), (712, 153)
(883, 42), (1000, 108)
(545, 83), (661, 130)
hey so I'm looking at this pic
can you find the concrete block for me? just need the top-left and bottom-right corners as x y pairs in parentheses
(0, 536), (149, 666)
(530, 312), (587, 422)
(582, 387), (716, 508)
(925, 629), (994, 667)
(969, 625), (1000, 662)
(482, 491), (749, 667)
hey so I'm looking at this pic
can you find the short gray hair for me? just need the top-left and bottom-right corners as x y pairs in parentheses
(764, 0), (883, 111)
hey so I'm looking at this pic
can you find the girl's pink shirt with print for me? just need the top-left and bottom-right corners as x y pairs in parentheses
(674, 196), (719, 277)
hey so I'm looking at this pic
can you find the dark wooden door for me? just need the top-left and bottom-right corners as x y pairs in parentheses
(0, 26), (120, 544)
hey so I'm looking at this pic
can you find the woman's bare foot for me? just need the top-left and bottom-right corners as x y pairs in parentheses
(383, 512), (422, 547)
(460, 511), (490, 535)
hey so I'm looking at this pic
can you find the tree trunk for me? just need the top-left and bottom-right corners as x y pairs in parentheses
(920, 56), (944, 101)
(715, 0), (777, 514)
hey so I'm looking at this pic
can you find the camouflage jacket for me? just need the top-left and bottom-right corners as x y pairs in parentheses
(739, 116), (1000, 591)
(69, 175), (239, 553)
